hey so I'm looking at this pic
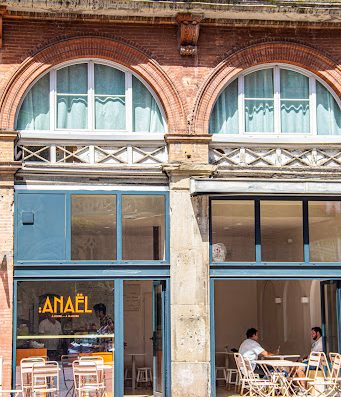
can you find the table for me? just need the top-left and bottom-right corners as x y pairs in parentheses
(127, 353), (146, 391)
(267, 355), (301, 361)
(216, 352), (234, 368)
(256, 360), (307, 396)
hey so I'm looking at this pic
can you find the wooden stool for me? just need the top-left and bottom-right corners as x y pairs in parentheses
(136, 367), (152, 386)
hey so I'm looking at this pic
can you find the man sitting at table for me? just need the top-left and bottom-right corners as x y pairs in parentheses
(239, 328), (275, 376)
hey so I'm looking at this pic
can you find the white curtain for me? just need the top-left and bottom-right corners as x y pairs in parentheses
(317, 81), (341, 135)
(95, 64), (126, 130)
(280, 69), (310, 133)
(132, 76), (164, 133)
(57, 64), (88, 129)
(17, 74), (50, 130)
(244, 69), (274, 133)
(209, 79), (239, 134)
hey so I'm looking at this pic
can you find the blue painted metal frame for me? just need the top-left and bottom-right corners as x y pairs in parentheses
(14, 190), (170, 266)
(12, 276), (171, 397)
(209, 279), (216, 397)
(209, 196), (341, 271)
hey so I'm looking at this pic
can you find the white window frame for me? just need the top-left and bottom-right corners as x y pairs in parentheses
(16, 58), (167, 141)
(212, 63), (341, 144)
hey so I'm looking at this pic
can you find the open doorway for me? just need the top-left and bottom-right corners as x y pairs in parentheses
(213, 279), (340, 397)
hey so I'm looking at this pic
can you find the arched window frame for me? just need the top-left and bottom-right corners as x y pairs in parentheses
(15, 58), (168, 140)
(210, 63), (341, 143)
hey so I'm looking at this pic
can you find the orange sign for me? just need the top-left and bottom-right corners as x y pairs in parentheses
(39, 293), (92, 318)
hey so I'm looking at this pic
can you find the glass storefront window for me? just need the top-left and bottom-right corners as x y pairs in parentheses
(260, 201), (303, 262)
(16, 281), (114, 396)
(309, 201), (341, 262)
(72, 195), (116, 260)
(211, 200), (255, 262)
(122, 195), (165, 260)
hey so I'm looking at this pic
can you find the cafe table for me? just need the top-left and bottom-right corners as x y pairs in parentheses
(256, 360), (307, 396)
(267, 355), (301, 361)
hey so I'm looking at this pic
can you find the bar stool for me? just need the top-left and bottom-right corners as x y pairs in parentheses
(124, 368), (133, 385)
(136, 368), (152, 386)
(215, 367), (226, 384)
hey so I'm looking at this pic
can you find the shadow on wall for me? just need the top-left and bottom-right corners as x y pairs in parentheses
(0, 254), (11, 308)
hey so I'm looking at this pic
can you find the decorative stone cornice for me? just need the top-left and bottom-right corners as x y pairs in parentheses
(165, 133), (212, 144)
(163, 163), (217, 178)
(176, 13), (203, 56)
(0, 130), (18, 141)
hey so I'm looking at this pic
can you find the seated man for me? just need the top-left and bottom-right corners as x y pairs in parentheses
(239, 328), (275, 375)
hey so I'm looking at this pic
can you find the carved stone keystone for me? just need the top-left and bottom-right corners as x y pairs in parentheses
(176, 13), (203, 56)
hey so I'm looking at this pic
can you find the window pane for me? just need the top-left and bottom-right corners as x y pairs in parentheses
(72, 195), (116, 260)
(17, 74), (50, 130)
(16, 280), (114, 392)
(122, 195), (165, 260)
(132, 76), (164, 133)
(211, 200), (255, 262)
(260, 201), (303, 262)
(281, 100), (310, 133)
(95, 96), (126, 130)
(209, 79), (239, 134)
(245, 69), (274, 99)
(245, 100), (274, 132)
(309, 201), (341, 262)
(57, 64), (88, 94)
(316, 82), (341, 135)
(280, 69), (309, 99)
(57, 96), (88, 129)
(94, 64), (125, 95)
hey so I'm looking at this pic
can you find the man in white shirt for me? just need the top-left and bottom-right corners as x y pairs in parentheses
(39, 314), (62, 360)
(239, 328), (274, 374)
(310, 327), (323, 353)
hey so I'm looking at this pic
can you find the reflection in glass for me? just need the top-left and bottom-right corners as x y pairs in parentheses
(122, 195), (165, 260)
(72, 195), (116, 260)
(211, 200), (255, 262)
(260, 201), (303, 262)
(16, 281), (114, 397)
(309, 201), (341, 261)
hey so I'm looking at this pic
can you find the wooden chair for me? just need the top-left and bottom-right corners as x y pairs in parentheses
(290, 351), (323, 395)
(20, 357), (46, 397)
(73, 360), (106, 397)
(308, 353), (341, 397)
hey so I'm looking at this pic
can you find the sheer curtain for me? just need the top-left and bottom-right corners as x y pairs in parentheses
(57, 64), (88, 129)
(280, 69), (310, 133)
(317, 82), (341, 135)
(244, 69), (274, 133)
(17, 74), (50, 130)
(209, 79), (239, 134)
(132, 76), (164, 133)
(95, 64), (126, 130)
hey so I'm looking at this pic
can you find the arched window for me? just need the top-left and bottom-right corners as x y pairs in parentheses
(209, 66), (341, 136)
(16, 61), (166, 134)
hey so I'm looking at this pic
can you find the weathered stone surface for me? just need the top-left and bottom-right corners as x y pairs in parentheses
(171, 362), (211, 397)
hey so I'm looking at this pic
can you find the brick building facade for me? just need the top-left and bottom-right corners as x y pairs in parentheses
(0, 1), (340, 397)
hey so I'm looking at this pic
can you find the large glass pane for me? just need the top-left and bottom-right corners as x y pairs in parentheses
(95, 96), (125, 130)
(16, 280), (114, 397)
(94, 64), (125, 95)
(244, 69), (274, 133)
(280, 69), (310, 133)
(211, 200), (255, 262)
(133, 76), (164, 133)
(17, 74), (50, 130)
(122, 195), (165, 260)
(260, 201), (303, 262)
(323, 282), (338, 354)
(57, 96), (88, 129)
(209, 79), (239, 134)
(57, 64), (88, 129)
(317, 82), (341, 135)
(72, 195), (116, 260)
(309, 201), (341, 262)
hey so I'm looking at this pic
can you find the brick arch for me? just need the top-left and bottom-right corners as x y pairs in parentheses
(0, 35), (186, 133)
(192, 41), (341, 134)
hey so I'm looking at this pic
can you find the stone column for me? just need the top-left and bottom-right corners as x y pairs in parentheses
(0, 131), (20, 388)
(164, 137), (215, 397)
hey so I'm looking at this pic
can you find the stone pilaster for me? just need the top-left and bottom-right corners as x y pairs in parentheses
(164, 163), (215, 397)
(0, 130), (20, 388)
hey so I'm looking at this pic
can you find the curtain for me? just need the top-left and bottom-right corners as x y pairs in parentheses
(95, 64), (126, 130)
(132, 76), (164, 133)
(280, 69), (310, 133)
(57, 64), (88, 129)
(317, 81), (341, 135)
(244, 69), (274, 133)
(209, 79), (238, 134)
(17, 74), (50, 130)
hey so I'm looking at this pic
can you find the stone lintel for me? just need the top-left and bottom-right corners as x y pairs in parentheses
(163, 164), (216, 190)
(165, 134), (212, 144)
(0, 162), (21, 175)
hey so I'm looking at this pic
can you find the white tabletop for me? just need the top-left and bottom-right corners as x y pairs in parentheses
(216, 351), (234, 354)
(267, 354), (300, 360)
(256, 360), (307, 367)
